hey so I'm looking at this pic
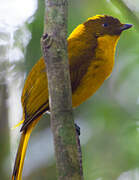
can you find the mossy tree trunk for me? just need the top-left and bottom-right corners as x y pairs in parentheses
(42, 0), (83, 179)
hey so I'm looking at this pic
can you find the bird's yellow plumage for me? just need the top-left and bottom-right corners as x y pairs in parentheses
(12, 15), (132, 179)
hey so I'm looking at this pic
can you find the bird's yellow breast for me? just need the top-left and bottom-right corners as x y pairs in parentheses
(72, 35), (120, 107)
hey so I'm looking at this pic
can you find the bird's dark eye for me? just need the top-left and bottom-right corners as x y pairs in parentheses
(102, 23), (108, 27)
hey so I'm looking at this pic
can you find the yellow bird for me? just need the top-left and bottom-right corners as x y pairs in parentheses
(12, 15), (132, 179)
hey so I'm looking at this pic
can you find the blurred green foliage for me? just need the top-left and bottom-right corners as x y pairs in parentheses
(26, 0), (45, 73)
(24, 0), (139, 179)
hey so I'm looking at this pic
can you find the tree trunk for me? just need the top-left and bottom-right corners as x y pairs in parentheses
(42, 0), (83, 179)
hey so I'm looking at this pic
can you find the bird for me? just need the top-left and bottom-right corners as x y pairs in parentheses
(12, 15), (132, 179)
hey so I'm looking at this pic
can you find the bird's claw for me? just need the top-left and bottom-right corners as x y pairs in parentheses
(75, 123), (80, 136)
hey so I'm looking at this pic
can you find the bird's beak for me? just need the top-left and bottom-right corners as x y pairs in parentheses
(120, 24), (133, 31)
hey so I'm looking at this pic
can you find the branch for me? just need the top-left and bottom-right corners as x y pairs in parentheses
(111, 0), (139, 30)
(42, 0), (83, 179)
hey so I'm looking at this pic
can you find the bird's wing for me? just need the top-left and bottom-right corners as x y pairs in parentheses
(21, 57), (49, 131)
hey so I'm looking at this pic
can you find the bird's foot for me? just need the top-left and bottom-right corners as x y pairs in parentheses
(75, 123), (80, 136)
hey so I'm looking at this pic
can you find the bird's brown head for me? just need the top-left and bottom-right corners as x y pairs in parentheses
(84, 15), (132, 38)
(68, 15), (132, 61)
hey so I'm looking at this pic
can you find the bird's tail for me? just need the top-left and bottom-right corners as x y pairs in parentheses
(12, 117), (40, 180)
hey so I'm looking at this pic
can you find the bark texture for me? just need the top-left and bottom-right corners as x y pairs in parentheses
(42, 0), (83, 179)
